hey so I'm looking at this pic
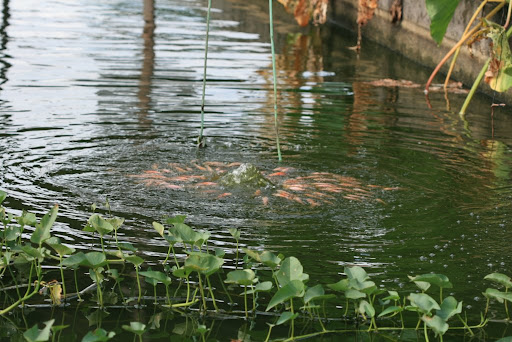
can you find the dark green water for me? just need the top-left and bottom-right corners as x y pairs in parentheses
(1, 0), (512, 340)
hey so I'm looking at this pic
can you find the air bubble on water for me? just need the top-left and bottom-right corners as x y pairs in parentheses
(420, 256), (427, 261)
(457, 220), (460, 224)
(461, 234), (465, 238)
(460, 247), (464, 251)
(466, 305), (472, 310)
(443, 264), (448, 268)
(470, 212), (474, 217)
(443, 244), (448, 248)
(473, 297), (480, 302)
(397, 255), (402, 259)
(488, 263), (493, 268)
(434, 245), (440, 249)
(501, 262), (505, 266)
(398, 283), (404, 288)
(450, 254), (455, 258)
(429, 253), (435, 257)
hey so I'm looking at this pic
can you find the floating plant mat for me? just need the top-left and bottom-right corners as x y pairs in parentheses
(128, 161), (398, 206)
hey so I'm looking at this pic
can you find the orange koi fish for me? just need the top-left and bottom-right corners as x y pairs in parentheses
(217, 192), (232, 199)
(262, 196), (269, 205)
(196, 182), (218, 187)
(305, 198), (320, 207)
(268, 171), (286, 177)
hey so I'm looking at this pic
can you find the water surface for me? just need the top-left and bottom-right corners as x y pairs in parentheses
(1, 0), (512, 340)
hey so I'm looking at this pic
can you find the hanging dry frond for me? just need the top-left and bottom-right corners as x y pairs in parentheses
(390, 0), (402, 24)
(357, 0), (379, 27)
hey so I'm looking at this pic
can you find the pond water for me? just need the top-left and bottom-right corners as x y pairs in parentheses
(1, 0), (512, 340)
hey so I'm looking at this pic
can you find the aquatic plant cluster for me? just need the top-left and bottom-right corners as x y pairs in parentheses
(0, 191), (511, 341)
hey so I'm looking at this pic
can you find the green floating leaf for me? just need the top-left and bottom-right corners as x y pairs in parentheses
(266, 279), (305, 311)
(485, 272), (512, 289)
(409, 293), (440, 315)
(140, 270), (172, 285)
(304, 284), (335, 304)
(81, 328), (116, 342)
(409, 273), (452, 289)
(23, 319), (55, 342)
(225, 269), (257, 286)
(83, 252), (107, 268)
(61, 252), (86, 267)
(116, 242), (137, 252)
(122, 322), (146, 335)
(359, 300), (375, 318)
(345, 266), (369, 282)
(17, 211), (37, 226)
(437, 296), (462, 321)
(276, 311), (298, 325)
(425, 0), (460, 45)
(378, 305), (403, 318)
(184, 252), (223, 276)
(345, 289), (366, 300)
(125, 255), (144, 266)
(153, 222), (165, 237)
(45, 236), (75, 256)
(165, 215), (186, 225)
(382, 290), (400, 301)
(246, 281), (273, 295)
(89, 214), (114, 237)
(483, 288), (512, 303)
(327, 279), (349, 292)
(422, 314), (449, 337)
(276, 256), (308, 287)
(31, 205), (58, 245)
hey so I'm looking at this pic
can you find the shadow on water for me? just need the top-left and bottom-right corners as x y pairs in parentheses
(1, 0), (512, 340)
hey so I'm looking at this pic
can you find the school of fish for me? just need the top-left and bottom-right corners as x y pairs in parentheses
(128, 161), (398, 207)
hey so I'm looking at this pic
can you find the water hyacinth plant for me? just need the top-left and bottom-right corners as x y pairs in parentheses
(0, 192), (509, 341)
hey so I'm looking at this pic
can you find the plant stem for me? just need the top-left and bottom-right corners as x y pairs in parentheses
(135, 265), (142, 304)
(459, 58), (489, 115)
(244, 286), (248, 318)
(425, 1), (506, 93)
(198, 0), (212, 145)
(198, 274), (207, 312)
(269, 0), (282, 162)
(73, 268), (82, 301)
(206, 275), (219, 312)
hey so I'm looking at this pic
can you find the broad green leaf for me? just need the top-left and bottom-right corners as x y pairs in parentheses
(45, 237), (75, 256)
(82, 252), (107, 268)
(243, 248), (261, 262)
(266, 280), (305, 311)
(382, 290), (400, 301)
(409, 293), (440, 314)
(0, 190), (6, 204)
(359, 300), (375, 318)
(225, 269), (256, 286)
(61, 252), (86, 267)
(122, 322), (146, 335)
(437, 296), (462, 321)
(20, 244), (45, 261)
(214, 247), (225, 258)
(172, 266), (192, 278)
(425, 0), (460, 44)
(496, 337), (512, 342)
(345, 289), (366, 300)
(246, 281), (273, 294)
(345, 266), (369, 282)
(23, 319), (54, 342)
(89, 267), (104, 284)
(165, 215), (186, 225)
(409, 274), (452, 289)
(378, 305), (403, 318)
(304, 284), (335, 304)
(228, 227), (240, 240)
(422, 315), (449, 337)
(260, 251), (281, 269)
(126, 255), (144, 266)
(140, 270), (172, 285)
(81, 328), (116, 342)
(327, 279), (349, 292)
(483, 288), (512, 303)
(184, 252), (223, 276)
(276, 311), (298, 325)
(106, 217), (124, 231)
(485, 272), (512, 289)
(5, 226), (21, 241)
(276, 257), (308, 286)
(89, 214), (113, 237)
(31, 205), (58, 244)
(17, 211), (37, 226)
(152, 222), (165, 237)
(116, 242), (137, 252)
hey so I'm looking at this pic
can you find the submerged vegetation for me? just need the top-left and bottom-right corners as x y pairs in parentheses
(0, 190), (511, 341)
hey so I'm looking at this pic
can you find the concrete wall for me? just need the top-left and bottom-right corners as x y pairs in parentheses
(330, 0), (509, 100)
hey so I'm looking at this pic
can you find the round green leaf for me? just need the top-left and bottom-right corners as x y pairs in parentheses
(266, 280), (305, 311)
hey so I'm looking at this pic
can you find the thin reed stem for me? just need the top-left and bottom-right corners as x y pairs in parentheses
(269, 0), (282, 162)
(198, 0), (212, 146)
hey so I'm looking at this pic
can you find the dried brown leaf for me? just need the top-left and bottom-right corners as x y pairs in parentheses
(357, 0), (379, 26)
